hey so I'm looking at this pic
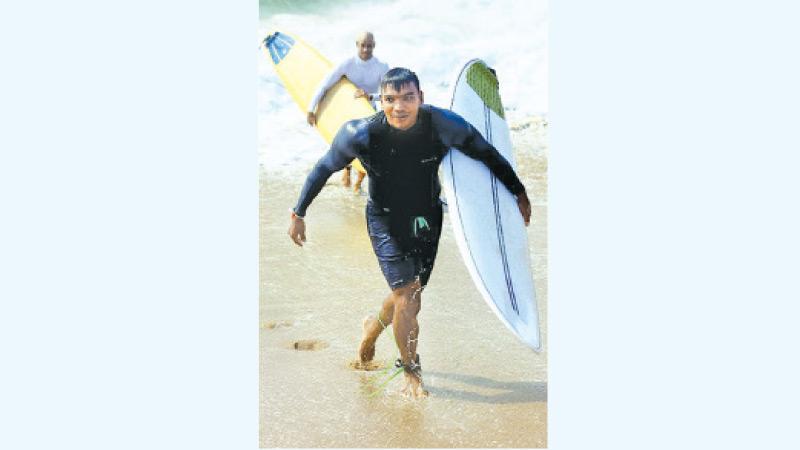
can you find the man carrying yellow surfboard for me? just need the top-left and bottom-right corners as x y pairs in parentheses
(306, 32), (389, 191)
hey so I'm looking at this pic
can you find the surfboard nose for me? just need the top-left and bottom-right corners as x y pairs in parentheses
(264, 31), (295, 65)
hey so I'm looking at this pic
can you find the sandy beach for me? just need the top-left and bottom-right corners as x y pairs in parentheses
(259, 117), (548, 448)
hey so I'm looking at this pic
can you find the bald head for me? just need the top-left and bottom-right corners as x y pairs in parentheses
(356, 32), (374, 43)
(355, 32), (375, 61)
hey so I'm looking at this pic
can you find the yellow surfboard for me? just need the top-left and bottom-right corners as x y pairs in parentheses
(263, 31), (374, 173)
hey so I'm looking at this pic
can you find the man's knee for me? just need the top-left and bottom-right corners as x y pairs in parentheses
(392, 279), (421, 295)
(392, 280), (422, 311)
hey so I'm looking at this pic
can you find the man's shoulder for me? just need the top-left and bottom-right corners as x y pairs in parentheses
(426, 105), (472, 143)
(337, 113), (383, 145)
(371, 56), (389, 69)
(336, 56), (358, 70)
(427, 105), (467, 127)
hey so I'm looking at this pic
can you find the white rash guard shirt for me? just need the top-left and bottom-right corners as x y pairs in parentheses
(307, 56), (390, 113)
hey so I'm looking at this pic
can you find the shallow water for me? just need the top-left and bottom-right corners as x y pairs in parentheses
(259, 121), (548, 447)
(258, 0), (548, 172)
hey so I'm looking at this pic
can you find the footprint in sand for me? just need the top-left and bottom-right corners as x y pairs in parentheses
(348, 359), (388, 371)
(288, 339), (328, 351)
(261, 320), (293, 330)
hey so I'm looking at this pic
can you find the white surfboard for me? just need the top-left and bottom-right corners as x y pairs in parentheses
(442, 59), (541, 351)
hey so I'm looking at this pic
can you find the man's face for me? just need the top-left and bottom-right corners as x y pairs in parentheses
(381, 82), (423, 131)
(356, 37), (375, 61)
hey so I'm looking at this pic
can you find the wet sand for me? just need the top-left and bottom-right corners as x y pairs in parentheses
(259, 118), (548, 448)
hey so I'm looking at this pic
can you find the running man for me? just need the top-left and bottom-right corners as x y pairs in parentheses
(289, 68), (531, 398)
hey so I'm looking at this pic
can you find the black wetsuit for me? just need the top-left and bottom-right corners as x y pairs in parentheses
(293, 104), (526, 288)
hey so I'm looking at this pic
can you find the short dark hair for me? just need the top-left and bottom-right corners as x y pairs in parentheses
(380, 67), (420, 92)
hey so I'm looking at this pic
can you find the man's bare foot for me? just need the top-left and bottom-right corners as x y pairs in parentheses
(400, 371), (429, 398)
(358, 315), (381, 362)
(342, 167), (352, 187)
(353, 172), (366, 193)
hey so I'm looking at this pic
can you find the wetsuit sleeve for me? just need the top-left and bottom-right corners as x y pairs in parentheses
(292, 121), (366, 216)
(432, 107), (526, 196)
(308, 59), (348, 113)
